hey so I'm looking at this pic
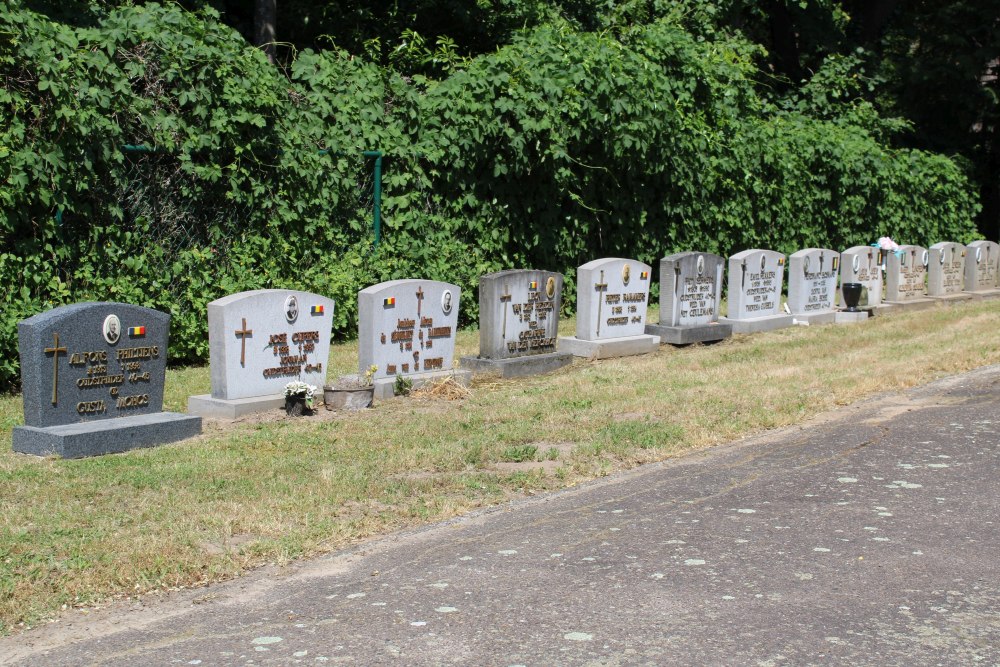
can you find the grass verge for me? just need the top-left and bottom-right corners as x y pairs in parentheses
(1, 299), (999, 633)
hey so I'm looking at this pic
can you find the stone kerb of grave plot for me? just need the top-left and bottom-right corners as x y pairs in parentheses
(964, 240), (1000, 297)
(645, 251), (731, 345)
(359, 279), (469, 399)
(14, 302), (201, 458)
(839, 246), (883, 313)
(719, 249), (795, 334)
(884, 245), (935, 311)
(461, 269), (572, 378)
(188, 289), (336, 419)
(559, 257), (660, 359)
(927, 242), (972, 302)
(786, 248), (840, 325)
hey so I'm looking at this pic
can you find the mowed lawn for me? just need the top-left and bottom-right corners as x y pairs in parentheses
(2, 299), (1000, 634)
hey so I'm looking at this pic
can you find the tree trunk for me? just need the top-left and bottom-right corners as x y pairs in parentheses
(254, 0), (276, 64)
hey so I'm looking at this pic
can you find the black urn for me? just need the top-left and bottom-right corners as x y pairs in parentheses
(841, 282), (863, 312)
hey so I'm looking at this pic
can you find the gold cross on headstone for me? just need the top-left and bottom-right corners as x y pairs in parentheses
(235, 317), (253, 366)
(416, 286), (425, 317)
(44, 332), (67, 406)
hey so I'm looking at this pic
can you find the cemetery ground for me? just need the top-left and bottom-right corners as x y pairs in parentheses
(1, 299), (1000, 637)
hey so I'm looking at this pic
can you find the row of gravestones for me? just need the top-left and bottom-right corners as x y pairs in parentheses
(12, 241), (1000, 459)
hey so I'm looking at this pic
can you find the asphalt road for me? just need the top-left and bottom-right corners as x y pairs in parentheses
(4, 366), (1000, 666)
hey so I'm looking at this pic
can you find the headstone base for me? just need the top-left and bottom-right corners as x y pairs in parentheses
(790, 310), (837, 326)
(12, 412), (201, 459)
(188, 393), (286, 420)
(719, 314), (796, 335)
(644, 322), (732, 345)
(558, 334), (660, 360)
(835, 311), (870, 324)
(882, 298), (938, 313)
(460, 352), (573, 378)
(929, 292), (974, 303)
(373, 369), (472, 400)
(967, 289), (1000, 301)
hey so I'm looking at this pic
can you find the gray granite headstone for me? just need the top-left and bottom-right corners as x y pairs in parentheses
(719, 249), (794, 333)
(884, 245), (929, 303)
(786, 248), (840, 324)
(359, 279), (461, 380)
(13, 302), (200, 457)
(645, 252), (731, 344)
(559, 258), (659, 358)
(839, 246), (883, 307)
(965, 240), (1000, 292)
(188, 289), (336, 418)
(461, 269), (572, 377)
(927, 242), (967, 298)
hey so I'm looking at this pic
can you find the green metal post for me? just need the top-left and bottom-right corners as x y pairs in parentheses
(363, 150), (383, 248)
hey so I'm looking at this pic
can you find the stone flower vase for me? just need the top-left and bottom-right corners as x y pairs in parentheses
(841, 282), (863, 312)
(284, 394), (311, 416)
(324, 384), (374, 411)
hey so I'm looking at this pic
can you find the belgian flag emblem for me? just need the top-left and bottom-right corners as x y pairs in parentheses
(640, 271), (649, 280)
(383, 297), (396, 307)
(528, 281), (538, 290)
(311, 305), (324, 315)
(128, 326), (146, 337)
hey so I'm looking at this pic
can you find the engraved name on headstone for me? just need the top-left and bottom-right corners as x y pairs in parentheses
(786, 248), (840, 320)
(14, 302), (200, 457)
(927, 242), (967, 297)
(358, 279), (460, 382)
(839, 246), (883, 307)
(885, 245), (928, 302)
(660, 252), (725, 327)
(575, 258), (651, 340)
(965, 240), (1000, 292)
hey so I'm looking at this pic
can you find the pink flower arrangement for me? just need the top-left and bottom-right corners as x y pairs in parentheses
(876, 236), (899, 250)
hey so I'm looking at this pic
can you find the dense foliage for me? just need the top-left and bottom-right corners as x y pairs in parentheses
(0, 1), (984, 388)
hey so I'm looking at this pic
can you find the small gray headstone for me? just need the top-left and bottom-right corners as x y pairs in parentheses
(660, 252), (725, 327)
(461, 269), (572, 377)
(786, 248), (840, 323)
(927, 242), (967, 297)
(839, 246), (883, 307)
(14, 302), (200, 457)
(719, 249), (794, 333)
(965, 240), (1000, 292)
(560, 258), (659, 358)
(884, 245), (929, 302)
(358, 279), (461, 382)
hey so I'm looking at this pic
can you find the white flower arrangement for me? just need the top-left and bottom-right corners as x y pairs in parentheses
(284, 381), (318, 407)
(876, 236), (899, 251)
(873, 236), (902, 269)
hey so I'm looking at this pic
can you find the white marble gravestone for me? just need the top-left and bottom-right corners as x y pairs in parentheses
(927, 242), (970, 301)
(839, 246), (883, 309)
(964, 240), (1000, 295)
(188, 289), (336, 418)
(719, 249), (794, 333)
(460, 269), (572, 377)
(358, 279), (469, 398)
(884, 245), (933, 309)
(645, 251), (731, 344)
(14, 302), (201, 457)
(559, 258), (659, 359)
(786, 248), (840, 325)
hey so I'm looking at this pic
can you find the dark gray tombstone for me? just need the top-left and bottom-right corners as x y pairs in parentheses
(358, 279), (469, 398)
(559, 257), (660, 358)
(13, 302), (201, 458)
(188, 289), (337, 418)
(786, 248), (840, 325)
(460, 269), (572, 378)
(719, 249), (795, 333)
(645, 251), (731, 344)
(965, 240), (1000, 295)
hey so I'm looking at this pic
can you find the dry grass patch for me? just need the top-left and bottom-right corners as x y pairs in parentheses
(1, 299), (1000, 633)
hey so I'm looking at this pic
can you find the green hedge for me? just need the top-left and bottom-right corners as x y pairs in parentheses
(0, 4), (981, 389)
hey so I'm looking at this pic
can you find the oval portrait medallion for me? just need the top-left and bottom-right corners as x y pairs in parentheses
(284, 295), (299, 323)
(102, 314), (121, 345)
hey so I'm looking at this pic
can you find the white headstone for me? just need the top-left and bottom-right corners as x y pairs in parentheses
(725, 249), (786, 320)
(965, 240), (1000, 291)
(575, 258), (652, 340)
(839, 246), (882, 307)
(927, 242), (966, 296)
(786, 248), (840, 315)
(884, 245), (928, 302)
